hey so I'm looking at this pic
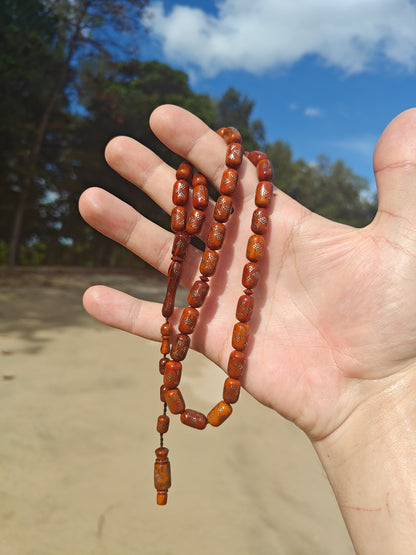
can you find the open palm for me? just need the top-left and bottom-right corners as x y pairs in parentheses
(79, 105), (416, 442)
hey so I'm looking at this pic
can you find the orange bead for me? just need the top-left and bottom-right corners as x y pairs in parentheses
(214, 195), (233, 223)
(162, 260), (182, 318)
(172, 179), (189, 206)
(223, 377), (241, 404)
(171, 205), (187, 232)
(247, 151), (268, 166)
(180, 409), (207, 429)
(165, 388), (186, 414)
(251, 207), (269, 235)
(176, 161), (193, 181)
(171, 333), (191, 361)
(192, 172), (207, 187)
(207, 401), (232, 426)
(193, 184), (209, 210)
(160, 384), (168, 403)
(255, 181), (273, 208)
(226, 143), (243, 168)
(188, 280), (210, 308)
(232, 322), (250, 351)
(179, 306), (199, 334)
(223, 127), (242, 145)
(257, 158), (273, 181)
(227, 350), (247, 378)
(186, 209), (205, 235)
(207, 222), (226, 250)
(154, 447), (171, 505)
(199, 249), (219, 277)
(160, 322), (172, 336)
(164, 360), (182, 388)
(160, 338), (170, 355)
(159, 357), (168, 375)
(242, 262), (260, 289)
(236, 294), (254, 322)
(157, 414), (170, 434)
(246, 234), (265, 262)
(220, 168), (238, 195)
(171, 231), (190, 260)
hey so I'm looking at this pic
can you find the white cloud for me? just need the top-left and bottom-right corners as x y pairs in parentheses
(144, 0), (416, 77)
(304, 107), (323, 117)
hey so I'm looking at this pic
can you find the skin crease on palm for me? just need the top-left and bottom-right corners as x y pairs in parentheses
(78, 104), (416, 445)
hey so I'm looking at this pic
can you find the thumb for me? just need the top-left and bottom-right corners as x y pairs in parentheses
(373, 108), (416, 223)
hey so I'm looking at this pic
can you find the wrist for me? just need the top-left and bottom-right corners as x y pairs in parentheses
(313, 369), (416, 555)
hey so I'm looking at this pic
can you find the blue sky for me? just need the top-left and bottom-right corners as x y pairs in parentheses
(136, 0), (416, 190)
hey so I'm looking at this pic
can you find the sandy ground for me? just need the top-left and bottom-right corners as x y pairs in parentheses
(0, 267), (354, 555)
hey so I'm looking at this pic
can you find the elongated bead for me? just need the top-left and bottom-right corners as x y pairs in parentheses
(199, 249), (219, 277)
(160, 338), (170, 355)
(207, 222), (226, 250)
(188, 280), (210, 308)
(186, 209), (205, 235)
(172, 179), (189, 206)
(257, 158), (273, 181)
(226, 143), (243, 168)
(236, 294), (254, 322)
(242, 262), (260, 289)
(193, 184), (209, 210)
(220, 168), (238, 195)
(179, 306), (199, 334)
(227, 350), (247, 378)
(223, 377), (241, 404)
(246, 234), (265, 262)
(207, 401), (232, 427)
(171, 333), (191, 361)
(171, 231), (190, 260)
(176, 161), (193, 181)
(251, 207), (269, 235)
(171, 205), (187, 232)
(164, 360), (182, 388)
(159, 357), (168, 375)
(162, 260), (182, 318)
(214, 195), (233, 223)
(255, 181), (273, 208)
(154, 447), (171, 505)
(165, 388), (185, 414)
(232, 322), (250, 351)
(160, 384), (168, 403)
(180, 409), (207, 430)
(157, 414), (170, 434)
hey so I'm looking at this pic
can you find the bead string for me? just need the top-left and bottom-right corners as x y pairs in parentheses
(154, 127), (274, 505)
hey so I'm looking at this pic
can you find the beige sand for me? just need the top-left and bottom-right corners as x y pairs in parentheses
(0, 268), (354, 555)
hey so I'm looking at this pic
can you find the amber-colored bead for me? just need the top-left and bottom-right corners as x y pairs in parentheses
(247, 151), (268, 166)
(180, 409), (207, 430)
(157, 414), (170, 434)
(199, 249), (219, 277)
(165, 388), (186, 414)
(186, 209), (205, 235)
(223, 127), (242, 145)
(160, 338), (170, 355)
(207, 401), (233, 427)
(227, 350), (247, 378)
(226, 143), (243, 169)
(193, 184), (209, 210)
(159, 357), (168, 375)
(160, 322), (172, 336)
(242, 262), (260, 289)
(192, 172), (207, 187)
(171, 231), (190, 260)
(255, 181), (273, 208)
(171, 333), (191, 361)
(214, 195), (233, 223)
(246, 234), (265, 262)
(207, 221), (226, 250)
(188, 280), (210, 308)
(160, 384), (168, 403)
(171, 205), (187, 232)
(216, 127), (228, 138)
(257, 158), (273, 181)
(220, 168), (238, 195)
(162, 260), (182, 318)
(176, 161), (193, 181)
(179, 306), (199, 334)
(232, 322), (250, 351)
(164, 360), (182, 388)
(251, 208), (269, 235)
(154, 447), (171, 505)
(236, 294), (254, 322)
(172, 179), (189, 206)
(223, 377), (241, 404)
